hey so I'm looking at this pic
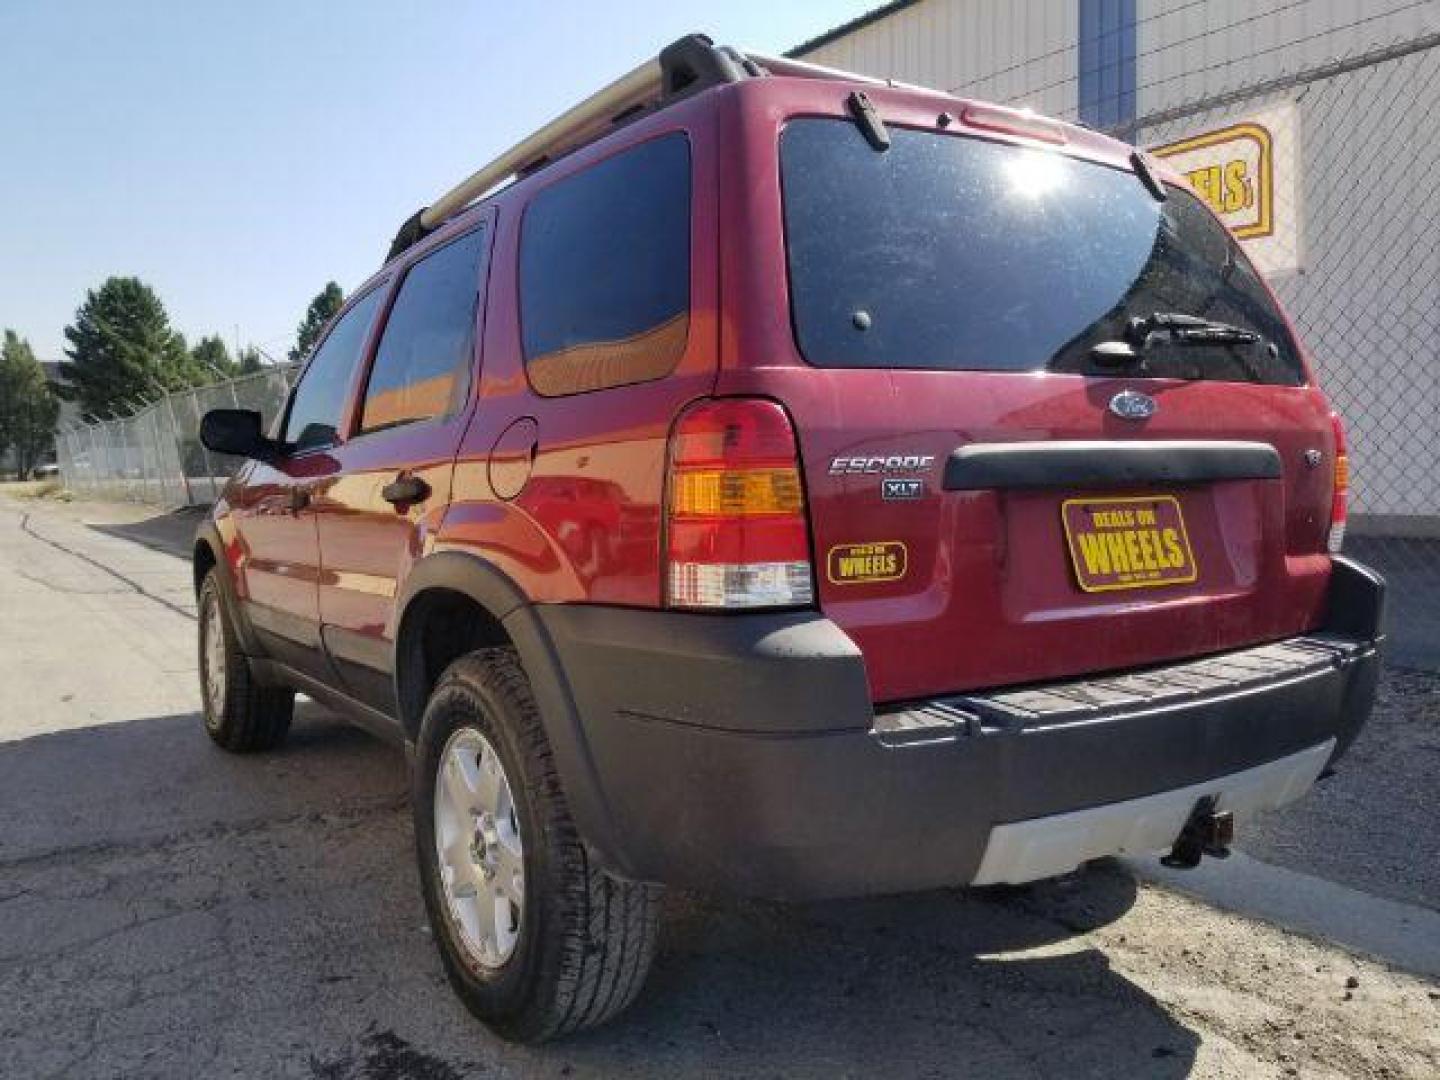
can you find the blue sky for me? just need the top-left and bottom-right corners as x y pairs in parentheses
(0, 1), (871, 362)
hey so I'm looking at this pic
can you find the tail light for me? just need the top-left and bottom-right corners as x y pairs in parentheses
(665, 398), (814, 609)
(1328, 410), (1349, 554)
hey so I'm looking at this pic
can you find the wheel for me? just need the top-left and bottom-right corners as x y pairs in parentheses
(414, 648), (662, 1043)
(197, 570), (293, 752)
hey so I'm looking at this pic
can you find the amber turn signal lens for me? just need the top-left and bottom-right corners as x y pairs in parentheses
(670, 468), (804, 517)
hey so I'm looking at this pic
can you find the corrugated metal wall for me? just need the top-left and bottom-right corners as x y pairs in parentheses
(1135, 0), (1439, 114)
(798, 0), (1078, 117)
(797, 1), (1440, 120)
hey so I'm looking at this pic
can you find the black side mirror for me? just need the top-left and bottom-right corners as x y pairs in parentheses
(200, 409), (274, 460)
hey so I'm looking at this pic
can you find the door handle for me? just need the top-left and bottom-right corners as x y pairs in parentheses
(381, 474), (430, 506)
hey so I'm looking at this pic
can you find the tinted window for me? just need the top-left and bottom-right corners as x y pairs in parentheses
(519, 134), (690, 395)
(780, 120), (1303, 385)
(360, 229), (484, 432)
(283, 287), (385, 450)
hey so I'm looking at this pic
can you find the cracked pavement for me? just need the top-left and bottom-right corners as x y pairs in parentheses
(1, 493), (1437, 1079)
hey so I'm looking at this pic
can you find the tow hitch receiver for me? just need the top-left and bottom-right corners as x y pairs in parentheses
(1161, 796), (1235, 869)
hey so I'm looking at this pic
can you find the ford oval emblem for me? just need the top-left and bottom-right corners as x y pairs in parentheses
(1109, 390), (1157, 420)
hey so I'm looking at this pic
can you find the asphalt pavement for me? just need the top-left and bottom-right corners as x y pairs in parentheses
(1, 494), (1436, 1079)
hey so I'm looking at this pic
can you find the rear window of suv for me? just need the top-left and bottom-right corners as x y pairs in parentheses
(780, 119), (1304, 385)
(519, 133), (691, 396)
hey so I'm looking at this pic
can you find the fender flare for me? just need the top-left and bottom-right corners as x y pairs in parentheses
(394, 550), (631, 876)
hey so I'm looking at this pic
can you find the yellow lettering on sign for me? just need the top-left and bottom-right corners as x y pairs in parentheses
(1074, 527), (1190, 577)
(1077, 532), (1112, 575)
(1153, 121), (1275, 241)
(1161, 527), (1185, 568)
(1104, 531), (1130, 573)
(1186, 164), (1219, 207)
(1223, 159), (1254, 213)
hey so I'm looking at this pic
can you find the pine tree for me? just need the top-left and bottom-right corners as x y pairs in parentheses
(288, 282), (344, 363)
(191, 334), (235, 379)
(0, 330), (61, 477)
(60, 277), (193, 417)
(236, 346), (266, 375)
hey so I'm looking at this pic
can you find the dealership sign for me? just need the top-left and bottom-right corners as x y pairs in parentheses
(1150, 102), (1299, 275)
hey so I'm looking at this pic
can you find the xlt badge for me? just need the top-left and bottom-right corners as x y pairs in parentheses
(882, 478), (924, 500)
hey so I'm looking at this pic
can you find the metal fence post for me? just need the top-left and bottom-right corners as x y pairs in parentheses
(161, 390), (194, 506)
(192, 388), (221, 503)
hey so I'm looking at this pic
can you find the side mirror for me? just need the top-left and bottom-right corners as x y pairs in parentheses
(200, 409), (274, 460)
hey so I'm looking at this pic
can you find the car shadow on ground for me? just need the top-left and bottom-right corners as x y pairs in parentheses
(87, 506), (209, 561)
(0, 702), (1199, 1078)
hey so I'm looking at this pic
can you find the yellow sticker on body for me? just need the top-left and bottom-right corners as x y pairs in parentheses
(826, 541), (907, 584)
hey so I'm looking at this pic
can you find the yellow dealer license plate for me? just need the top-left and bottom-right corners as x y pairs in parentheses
(1061, 496), (1198, 593)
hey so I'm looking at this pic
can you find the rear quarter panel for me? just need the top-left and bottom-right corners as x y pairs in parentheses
(439, 93), (722, 605)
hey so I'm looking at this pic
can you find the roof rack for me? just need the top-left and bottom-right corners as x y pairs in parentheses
(384, 33), (905, 263)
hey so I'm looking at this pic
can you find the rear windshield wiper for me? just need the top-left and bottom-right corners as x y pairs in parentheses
(1090, 312), (1267, 369)
(1127, 312), (1262, 347)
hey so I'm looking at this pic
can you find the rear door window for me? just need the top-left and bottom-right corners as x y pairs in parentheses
(282, 287), (385, 451)
(359, 228), (484, 433)
(519, 133), (690, 395)
(780, 119), (1303, 385)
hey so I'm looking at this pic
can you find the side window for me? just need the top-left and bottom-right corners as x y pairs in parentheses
(282, 287), (385, 451)
(519, 133), (691, 396)
(359, 228), (485, 432)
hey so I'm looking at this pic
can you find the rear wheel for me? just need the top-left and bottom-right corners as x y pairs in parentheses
(197, 570), (293, 752)
(413, 648), (661, 1043)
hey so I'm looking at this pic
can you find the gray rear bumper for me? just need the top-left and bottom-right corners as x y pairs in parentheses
(533, 558), (1384, 900)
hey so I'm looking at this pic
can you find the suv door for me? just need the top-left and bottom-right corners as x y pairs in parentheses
(229, 285), (387, 679)
(315, 224), (490, 714)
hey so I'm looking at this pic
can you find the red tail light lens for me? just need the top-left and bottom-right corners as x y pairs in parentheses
(665, 398), (814, 609)
(1328, 410), (1349, 554)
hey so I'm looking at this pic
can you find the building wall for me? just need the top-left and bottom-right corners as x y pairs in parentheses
(1136, 0), (1439, 115)
(796, 0), (1079, 118)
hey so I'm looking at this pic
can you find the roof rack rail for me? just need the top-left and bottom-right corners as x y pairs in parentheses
(385, 33), (746, 262)
(383, 34), (931, 263)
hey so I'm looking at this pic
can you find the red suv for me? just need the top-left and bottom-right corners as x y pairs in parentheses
(196, 36), (1384, 1042)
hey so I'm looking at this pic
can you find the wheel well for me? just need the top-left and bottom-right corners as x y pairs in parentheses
(397, 588), (513, 740)
(193, 540), (217, 596)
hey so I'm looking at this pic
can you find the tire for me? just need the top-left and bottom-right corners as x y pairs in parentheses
(197, 570), (293, 752)
(413, 648), (661, 1043)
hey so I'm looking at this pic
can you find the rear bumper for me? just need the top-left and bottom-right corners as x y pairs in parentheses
(537, 557), (1384, 900)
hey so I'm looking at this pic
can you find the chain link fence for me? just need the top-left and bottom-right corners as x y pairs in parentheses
(56, 365), (296, 508)
(1119, 36), (1440, 667)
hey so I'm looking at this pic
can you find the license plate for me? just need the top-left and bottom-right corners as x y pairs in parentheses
(1061, 495), (1198, 593)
